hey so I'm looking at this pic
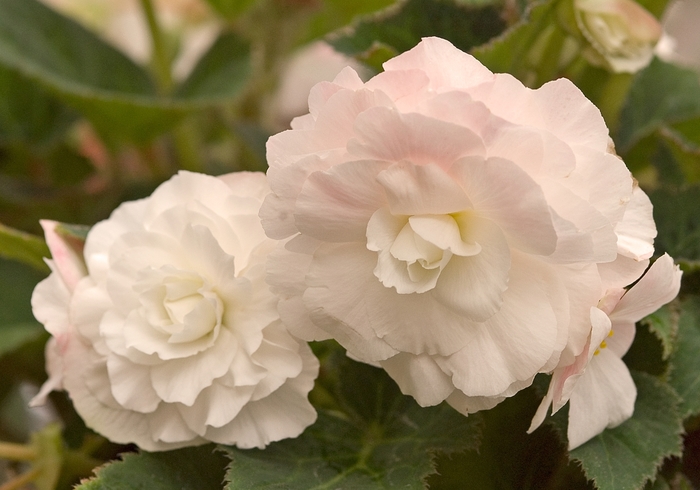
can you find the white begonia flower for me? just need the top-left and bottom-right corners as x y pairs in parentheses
(262, 37), (652, 414)
(574, 0), (662, 73)
(529, 254), (681, 449)
(31, 171), (319, 451)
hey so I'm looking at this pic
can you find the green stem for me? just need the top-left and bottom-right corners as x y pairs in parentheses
(0, 442), (37, 461)
(0, 467), (41, 490)
(139, 0), (204, 172)
(139, 0), (172, 93)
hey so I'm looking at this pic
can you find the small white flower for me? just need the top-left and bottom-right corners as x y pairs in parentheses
(529, 253), (682, 449)
(31, 171), (319, 451)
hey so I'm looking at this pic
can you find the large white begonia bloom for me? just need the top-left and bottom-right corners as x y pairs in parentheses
(262, 37), (652, 414)
(529, 253), (681, 449)
(31, 171), (319, 451)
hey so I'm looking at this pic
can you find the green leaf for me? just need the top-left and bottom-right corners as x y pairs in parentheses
(472, 0), (562, 81)
(0, 0), (251, 143)
(305, 0), (397, 42)
(429, 383), (591, 489)
(0, 222), (50, 272)
(617, 58), (700, 152)
(76, 445), (228, 490)
(0, 258), (46, 359)
(0, 65), (76, 146)
(642, 303), (680, 361)
(329, 0), (505, 71)
(649, 185), (700, 263)
(204, 0), (257, 19)
(570, 372), (684, 490)
(223, 353), (483, 489)
(668, 298), (700, 419)
(174, 32), (251, 102)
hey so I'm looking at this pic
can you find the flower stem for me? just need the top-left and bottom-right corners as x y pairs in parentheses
(0, 467), (41, 490)
(138, 0), (204, 173)
(139, 0), (172, 93)
(0, 442), (36, 461)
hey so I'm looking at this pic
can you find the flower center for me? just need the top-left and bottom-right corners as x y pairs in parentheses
(134, 265), (224, 344)
(367, 207), (481, 294)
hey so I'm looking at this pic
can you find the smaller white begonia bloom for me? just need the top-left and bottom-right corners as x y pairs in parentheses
(31, 171), (319, 451)
(262, 37), (650, 415)
(529, 253), (682, 449)
(575, 0), (662, 73)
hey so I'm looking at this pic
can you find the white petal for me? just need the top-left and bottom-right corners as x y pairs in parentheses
(614, 186), (656, 260)
(432, 218), (510, 321)
(611, 254), (682, 325)
(567, 349), (636, 449)
(380, 353), (455, 406)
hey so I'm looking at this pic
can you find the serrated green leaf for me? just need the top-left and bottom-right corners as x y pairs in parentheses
(649, 185), (700, 263)
(0, 222), (50, 272)
(329, 0), (505, 69)
(76, 445), (228, 490)
(570, 372), (684, 490)
(668, 298), (700, 419)
(471, 0), (562, 79)
(0, 0), (251, 143)
(642, 303), (680, 361)
(223, 355), (482, 489)
(174, 32), (251, 102)
(617, 58), (700, 152)
(305, 0), (397, 43)
(429, 383), (591, 489)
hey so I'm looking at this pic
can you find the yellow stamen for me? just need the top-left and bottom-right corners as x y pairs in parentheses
(608, 330), (614, 337)
(600, 340), (607, 349)
(594, 349), (600, 356)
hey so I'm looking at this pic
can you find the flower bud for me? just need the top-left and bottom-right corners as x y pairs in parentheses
(574, 0), (662, 72)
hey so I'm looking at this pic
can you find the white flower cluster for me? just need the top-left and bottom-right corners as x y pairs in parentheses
(32, 37), (680, 451)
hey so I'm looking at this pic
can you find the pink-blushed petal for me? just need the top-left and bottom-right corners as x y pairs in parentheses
(431, 218), (510, 321)
(308, 243), (476, 358)
(376, 161), (472, 216)
(380, 352), (455, 406)
(436, 253), (563, 397)
(295, 160), (389, 242)
(539, 180), (617, 263)
(598, 255), (649, 291)
(40, 220), (87, 292)
(469, 74), (610, 153)
(614, 186), (656, 260)
(611, 254), (682, 325)
(449, 156), (558, 255)
(349, 107), (485, 167)
(486, 125), (577, 179)
(567, 348), (636, 449)
(382, 37), (495, 91)
(260, 154), (334, 239)
(364, 69), (430, 107)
